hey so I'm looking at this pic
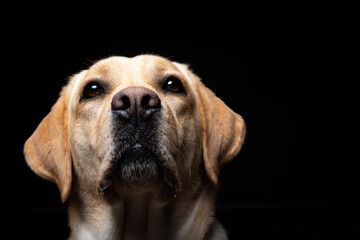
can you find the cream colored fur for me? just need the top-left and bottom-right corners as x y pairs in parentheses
(24, 55), (246, 240)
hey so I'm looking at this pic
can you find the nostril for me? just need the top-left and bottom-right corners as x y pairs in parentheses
(141, 94), (161, 109)
(148, 96), (161, 108)
(119, 95), (131, 110)
(112, 94), (131, 111)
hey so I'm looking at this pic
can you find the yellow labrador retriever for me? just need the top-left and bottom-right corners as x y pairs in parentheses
(24, 55), (246, 240)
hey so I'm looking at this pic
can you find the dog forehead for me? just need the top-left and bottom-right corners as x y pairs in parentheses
(87, 55), (178, 79)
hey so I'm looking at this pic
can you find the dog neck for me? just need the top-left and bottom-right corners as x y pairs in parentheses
(67, 184), (218, 240)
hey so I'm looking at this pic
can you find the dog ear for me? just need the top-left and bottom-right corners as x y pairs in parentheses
(24, 87), (72, 203)
(196, 81), (246, 186)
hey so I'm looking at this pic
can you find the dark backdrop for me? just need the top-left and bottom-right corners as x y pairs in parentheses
(4, 9), (357, 239)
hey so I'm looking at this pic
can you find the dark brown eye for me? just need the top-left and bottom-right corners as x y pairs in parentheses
(163, 76), (185, 94)
(83, 82), (104, 99)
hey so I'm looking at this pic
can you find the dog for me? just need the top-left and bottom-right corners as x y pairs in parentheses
(24, 55), (246, 240)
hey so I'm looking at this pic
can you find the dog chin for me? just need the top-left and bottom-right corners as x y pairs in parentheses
(118, 143), (161, 185)
(97, 142), (180, 200)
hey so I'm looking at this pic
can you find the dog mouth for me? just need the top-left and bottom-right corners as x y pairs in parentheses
(97, 140), (179, 198)
(119, 143), (160, 185)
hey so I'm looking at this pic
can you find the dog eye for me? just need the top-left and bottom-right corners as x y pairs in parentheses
(82, 82), (104, 99)
(163, 76), (185, 94)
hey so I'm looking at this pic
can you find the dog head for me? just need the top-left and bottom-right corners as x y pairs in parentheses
(24, 55), (246, 203)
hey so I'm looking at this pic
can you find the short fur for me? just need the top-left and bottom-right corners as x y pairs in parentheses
(24, 55), (246, 240)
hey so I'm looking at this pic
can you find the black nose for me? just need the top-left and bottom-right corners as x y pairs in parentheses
(111, 87), (161, 121)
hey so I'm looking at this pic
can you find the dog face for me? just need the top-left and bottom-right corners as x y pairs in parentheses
(69, 56), (201, 199)
(24, 55), (246, 203)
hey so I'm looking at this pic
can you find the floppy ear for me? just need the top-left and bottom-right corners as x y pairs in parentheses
(197, 81), (246, 186)
(24, 87), (72, 203)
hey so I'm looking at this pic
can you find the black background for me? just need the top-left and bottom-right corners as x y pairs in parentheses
(4, 7), (357, 240)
